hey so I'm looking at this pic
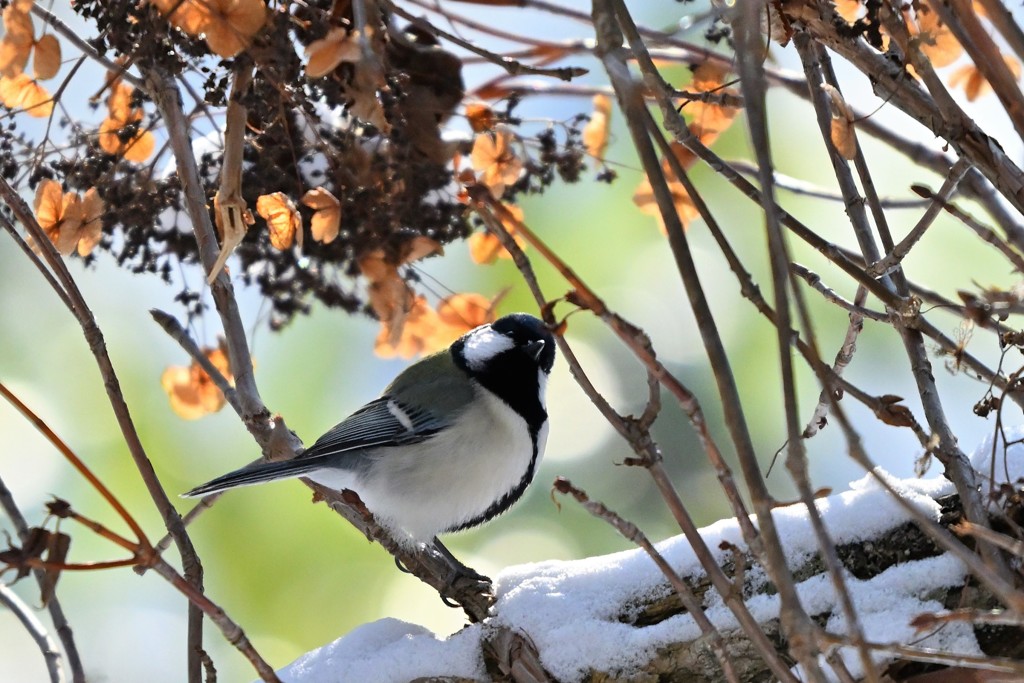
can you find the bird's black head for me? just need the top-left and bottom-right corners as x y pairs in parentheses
(453, 313), (556, 375)
(451, 313), (556, 432)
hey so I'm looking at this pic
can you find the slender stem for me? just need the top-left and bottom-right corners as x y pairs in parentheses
(554, 478), (741, 683)
(0, 583), (65, 683)
(0, 382), (150, 547)
(0, 173), (205, 683)
(0, 474), (85, 682)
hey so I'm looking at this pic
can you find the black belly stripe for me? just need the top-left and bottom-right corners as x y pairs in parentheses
(446, 435), (540, 533)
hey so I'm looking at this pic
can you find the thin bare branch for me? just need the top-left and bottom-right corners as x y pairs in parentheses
(553, 478), (742, 683)
(866, 158), (973, 279)
(0, 583), (65, 683)
(0, 473), (83, 682)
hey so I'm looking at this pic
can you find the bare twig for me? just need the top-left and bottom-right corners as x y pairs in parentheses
(0, 583), (65, 683)
(912, 608), (1024, 631)
(150, 309), (242, 415)
(473, 196), (790, 682)
(791, 265), (887, 323)
(384, 0), (588, 82)
(144, 64), (495, 623)
(800, 285), (868, 440)
(819, 631), (1024, 677)
(911, 186), (1024, 274)
(29, 4), (145, 89)
(0, 473), (83, 682)
(728, 160), (931, 208)
(553, 478), (741, 683)
(866, 158), (973, 279)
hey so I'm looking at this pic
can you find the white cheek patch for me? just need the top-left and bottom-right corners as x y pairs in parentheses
(462, 325), (515, 370)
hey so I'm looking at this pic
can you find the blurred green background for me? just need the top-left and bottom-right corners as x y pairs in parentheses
(2, 1), (1021, 681)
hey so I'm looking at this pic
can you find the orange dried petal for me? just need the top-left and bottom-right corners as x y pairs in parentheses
(470, 127), (523, 198)
(0, 72), (51, 116)
(582, 94), (611, 162)
(108, 82), (139, 124)
(2, 6), (34, 47)
(160, 345), (233, 419)
(33, 178), (63, 243)
(436, 293), (495, 329)
(300, 187), (341, 243)
(374, 295), (439, 359)
(122, 129), (155, 162)
(400, 235), (443, 265)
(201, 0), (267, 59)
(305, 27), (361, 79)
(465, 103), (496, 133)
(834, 0), (862, 22)
(32, 34), (60, 80)
(76, 187), (104, 257)
(256, 192), (302, 250)
(153, 0), (212, 36)
(468, 231), (502, 264)
(0, 38), (31, 78)
(914, 2), (962, 68)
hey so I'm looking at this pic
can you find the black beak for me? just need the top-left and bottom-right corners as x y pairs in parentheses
(524, 339), (546, 362)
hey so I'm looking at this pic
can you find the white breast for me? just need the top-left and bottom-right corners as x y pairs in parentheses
(311, 384), (540, 545)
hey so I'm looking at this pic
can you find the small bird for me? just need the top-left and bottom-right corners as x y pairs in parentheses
(184, 313), (556, 561)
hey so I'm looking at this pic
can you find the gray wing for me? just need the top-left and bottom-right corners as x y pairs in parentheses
(298, 396), (450, 460)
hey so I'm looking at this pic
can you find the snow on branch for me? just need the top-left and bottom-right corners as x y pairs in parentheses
(277, 435), (1024, 683)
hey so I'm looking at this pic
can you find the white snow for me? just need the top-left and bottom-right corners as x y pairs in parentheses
(969, 427), (1024, 492)
(277, 618), (484, 682)
(272, 443), (1011, 682)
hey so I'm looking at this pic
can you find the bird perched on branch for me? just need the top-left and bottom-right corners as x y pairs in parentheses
(185, 313), (556, 572)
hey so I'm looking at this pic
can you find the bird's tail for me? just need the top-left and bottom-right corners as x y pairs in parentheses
(182, 457), (326, 498)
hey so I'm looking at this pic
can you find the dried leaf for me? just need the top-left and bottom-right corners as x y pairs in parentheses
(426, 292), (503, 352)
(913, 1), (962, 68)
(256, 192), (302, 250)
(875, 394), (916, 428)
(161, 344), (233, 420)
(834, 0), (862, 22)
(0, 527), (48, 582)
(467, 203), (526, 264)
(1, 6), (34, 47)
(0, 37), (31, 78)
(465, 102), (496, 133)
(822, 84), (856, 159)
(34, 179), (85, 255)
(0, 71), (52, 116)
(374, 295), (440, 359)
(152, 0), (212, 36)
(300, 187), (341, 244)
(305, 27), (362, 79)
(76, 188), (104, 257)
(948, 54), (1022, 101)
(582, 94), (612, 162)
(470, 127), (523, 199)
(401, 235), (443, 264)
(200, 0), (267, 59)
(633, 142), (701, 233)
(32, 33), (60, 80)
